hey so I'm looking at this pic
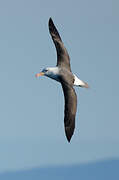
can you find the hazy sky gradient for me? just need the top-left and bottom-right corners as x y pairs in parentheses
(0, 0), (119, 172)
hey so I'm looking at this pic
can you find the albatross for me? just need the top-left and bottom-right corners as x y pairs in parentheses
(35, 18), (89, 142)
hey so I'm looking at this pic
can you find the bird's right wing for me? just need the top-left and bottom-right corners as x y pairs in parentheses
(48, 18), (71, 71)
(61, 82), (77, 142)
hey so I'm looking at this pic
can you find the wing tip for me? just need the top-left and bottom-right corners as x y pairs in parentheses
(65, 126), (74, 143)
(48, 17), (62, 43)
(66, 136), (71, 143)
(65, 133), (72, 143)
(48, 17), (54, 27)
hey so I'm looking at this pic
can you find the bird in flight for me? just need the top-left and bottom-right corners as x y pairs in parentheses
(36, 18), (89, 142)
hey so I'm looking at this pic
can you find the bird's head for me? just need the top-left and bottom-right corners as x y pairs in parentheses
(35, 67), (59, 81)
(35, 68), (49, 78)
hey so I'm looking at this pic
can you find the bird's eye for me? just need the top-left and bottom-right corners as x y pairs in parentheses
(42, 69), (48, 73)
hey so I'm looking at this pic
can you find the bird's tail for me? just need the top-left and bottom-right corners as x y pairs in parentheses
(79, 81), (89, 88)
(73, 74), (89, 88)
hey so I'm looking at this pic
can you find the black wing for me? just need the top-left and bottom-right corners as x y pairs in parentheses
(61, 82), (77, 142)
(49, 18), (71, 71)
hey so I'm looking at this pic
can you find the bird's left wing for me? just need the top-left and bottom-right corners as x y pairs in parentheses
(61, 82), (77, 142)
(48, 18), (71, 71)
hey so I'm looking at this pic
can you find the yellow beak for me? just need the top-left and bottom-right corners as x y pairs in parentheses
(35, 72), (44, 78)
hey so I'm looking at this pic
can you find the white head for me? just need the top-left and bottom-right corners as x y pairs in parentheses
(35, 67), (59, 81)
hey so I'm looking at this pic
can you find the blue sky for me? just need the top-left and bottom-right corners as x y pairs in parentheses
(0, 0), (119, 172)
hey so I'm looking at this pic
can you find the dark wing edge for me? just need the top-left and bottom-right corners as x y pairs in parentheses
(49, 18), (62, 42)
(61, 82), (77, 142)
(48, 18), (71, 71)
